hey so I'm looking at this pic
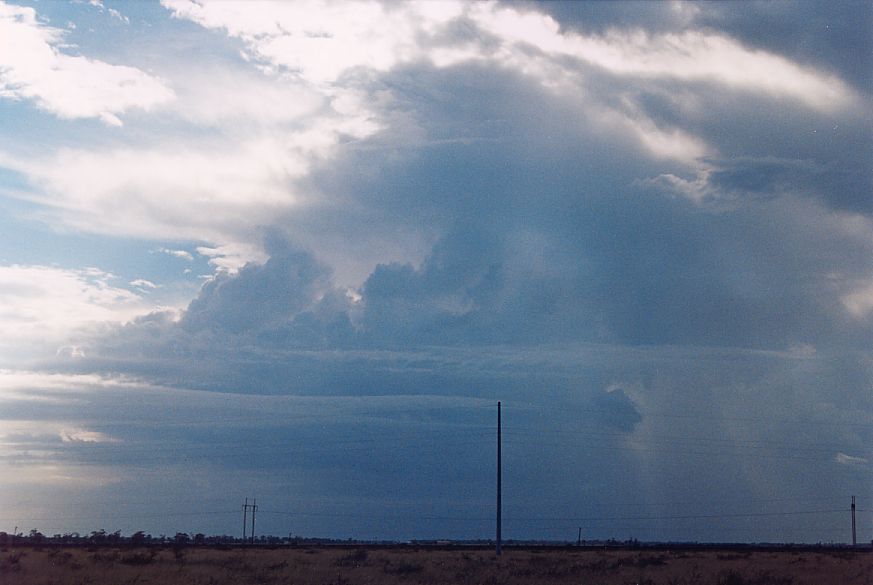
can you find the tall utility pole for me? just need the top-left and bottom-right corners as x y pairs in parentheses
(251, 498), (258, 545)
(851, 495), (856, 546)
(577, 527), (582, 546)
(242, 497), (248, 541)
(496, 401), (502, 557)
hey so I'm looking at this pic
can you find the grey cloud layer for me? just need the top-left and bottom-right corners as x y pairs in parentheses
(3, 0), (871, 541)
(60, 0), (872, 405)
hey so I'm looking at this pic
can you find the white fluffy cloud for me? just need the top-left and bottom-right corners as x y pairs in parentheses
(480, 19), (854, 112)
(0, 265), (148, 359)
(130, 278), (159, 289)
(162, 0), (465, 85)
(195, 242), (269, 273)
(168, 67), (324, 127)
(163, 0), (854, 165)
(843, 280), (873, 319)
(156, 248), (194, 261)
(164, 0), (851, 112)
(0, 1), (173, 125)
(0, 0), (857, 271)
(5, 113), (376, 247)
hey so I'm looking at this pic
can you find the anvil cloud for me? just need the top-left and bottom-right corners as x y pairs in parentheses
(0, 0), (870, 543)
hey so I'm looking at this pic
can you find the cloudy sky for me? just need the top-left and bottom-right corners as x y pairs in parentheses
(0, 0), (871, 543)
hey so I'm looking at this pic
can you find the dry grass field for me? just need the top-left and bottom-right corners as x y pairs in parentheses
(1, 545), (871, 585)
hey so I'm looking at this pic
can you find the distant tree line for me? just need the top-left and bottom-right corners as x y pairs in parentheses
(0, 529), (294, 547)
(0, 529), (410, 548)
(2, 530), (867, 551)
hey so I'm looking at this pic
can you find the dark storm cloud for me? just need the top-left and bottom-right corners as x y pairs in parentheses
(661, 92), (872, 216)
(539, 1), (873, 92)
(534, 0), (872, 217)
(11, 1), (872, 541)
(180, 235), (357, 348)
(536, 1), (701, 34)
(700, 156), (872, 216)
(319, 88), (869, 350)
(27, 339), (873, 540)
(182, 235), (335, 335)
(696, 0), (873, 92)
(589, 388), (642, 433)
(66, 44), (871, 362)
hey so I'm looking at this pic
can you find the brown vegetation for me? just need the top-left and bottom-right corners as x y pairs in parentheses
(2, 545), (871, 585)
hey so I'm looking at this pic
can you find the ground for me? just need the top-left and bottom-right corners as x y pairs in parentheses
(2, 545), (871, 584)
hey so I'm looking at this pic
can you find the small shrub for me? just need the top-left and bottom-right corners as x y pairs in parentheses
(48, 550), (73, 566)
(90, 551), (120, 563)
(120, 552), (154, 565)
(220, 554), (254, 572)
(1, 551), (24, 573)
(330, 573), (350, 585)
(749, 571), (793, 585)
(335, 548), (369, 567)
(384, 561), (424, 575)
(635, 554), (667, 567)
(719, 569), (747, 585)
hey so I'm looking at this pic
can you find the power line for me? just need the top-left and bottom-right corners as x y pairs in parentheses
(5, 507), (869, 526)
(9, 426), (865, 462)
(252, 506), (867, 524)
(7, 500), (868, 525)
(499, 425), (865, 454)
(502, 401), (873, 430)
(501, 509), (853, 524)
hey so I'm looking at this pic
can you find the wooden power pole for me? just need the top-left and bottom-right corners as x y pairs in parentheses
(496, 401), (502, 556)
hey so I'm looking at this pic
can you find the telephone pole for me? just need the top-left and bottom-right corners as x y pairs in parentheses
(577, 527), (582, 546)
(851, 495), (856, 546)
(251, 498), (258, 545)
(496, 401), (502, 557)
(242, 497), (248, 541)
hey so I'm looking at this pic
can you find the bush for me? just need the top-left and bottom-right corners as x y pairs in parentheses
(335, 548), (369, 567)
(120, 552), (154, 565)
(384, 561), (424, 575)
(1, 551), (25, 573)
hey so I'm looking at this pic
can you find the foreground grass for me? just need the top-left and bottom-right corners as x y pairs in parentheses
(2, 545), (871, 584)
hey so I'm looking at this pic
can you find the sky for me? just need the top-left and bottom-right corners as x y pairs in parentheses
(0, 0), (871, 544)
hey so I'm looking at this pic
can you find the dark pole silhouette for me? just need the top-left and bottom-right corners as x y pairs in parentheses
(242, 497), (248, 541)
(851, 495), (856, 546)
(251, 498), (258, 545)
(496, 401), (502, 556)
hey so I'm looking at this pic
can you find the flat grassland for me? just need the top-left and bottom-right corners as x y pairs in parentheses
(2, 545), (871, 585)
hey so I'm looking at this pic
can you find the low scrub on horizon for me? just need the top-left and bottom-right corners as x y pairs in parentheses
(2, 545), (871, 585)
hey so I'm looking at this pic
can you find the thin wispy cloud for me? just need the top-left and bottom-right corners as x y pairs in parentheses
(156, 248), (194, 261)
(129, 278), (159, 289)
